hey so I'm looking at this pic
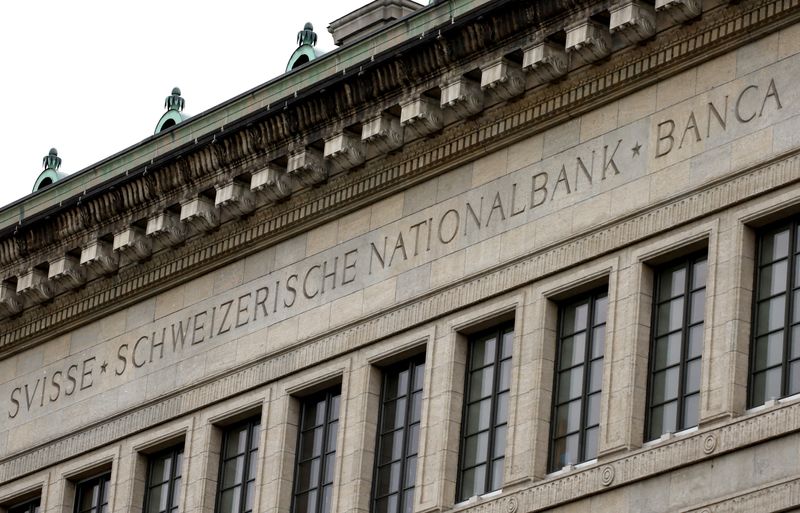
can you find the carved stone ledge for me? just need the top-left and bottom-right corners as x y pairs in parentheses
(16, 268), (53, 305)
(400, 96), (443, 139)
(145, 211), (186, 248)
(0, 280), (22, 319)
(610, 0), (656, 44)
(656, 0), (702, 24)
(80, 239), (119, 276)
(361, 113), (403, 153)
(440, 77), (484, 119)
(251, 164), (293, 202)
(288, 148), (328, 187)
(566, 19), (612, 64)
(180, 196), (220, 233)
(48, 255), (85, 291)
(113, 226), (152, 263)
(480, 59), (526, 100)
(324, 132), (366, 172)
(523, 40), (569, 85)
(215, 181), (257, 217)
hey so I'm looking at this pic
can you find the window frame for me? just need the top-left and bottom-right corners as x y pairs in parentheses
(645, 252), (707, 440)
(73, 472), (111, 513)
(370, 354), (426, 513)
(214, 417), (261, 513)
(291, 386), (342, 513)
(455, 321), (514, 502)
(8, 497), (40, 513)
(143, 444), (184, 513)
(749, 219), (800, 407)
(547, 288), (607, 472)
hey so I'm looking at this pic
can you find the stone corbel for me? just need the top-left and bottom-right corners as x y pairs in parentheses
(80, 239), (119, 276)
(0, 280), (22, 319)
(361, 113), (403, 153)
(566, 19), (612, 64)
(288, 148), (328, 187)
(440, 77), (484, 118)
(610, 0), (656, 44)
(655, 0), (701, 23)
(480, 59), (526, 100)
(17, 268), (54, 304)
(523, 40), (569, 84)
(400, 96), (443, 139)
(48, 255), (85, 291)
(180, 196), (220, 233)
(113, 226), (152, 262)
(215, 181), (257, 217)
(324, 132), (366, 172)
(146, 211), (186, 247)
(251, 164), (293, 202)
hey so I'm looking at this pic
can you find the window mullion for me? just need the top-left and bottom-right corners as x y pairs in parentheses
(485, 329), (502, 492)
(783, 222), (797, 398)
(399, 361), (415, 509)
(578, 298), (595, 463)
(676, 261), (691, 431)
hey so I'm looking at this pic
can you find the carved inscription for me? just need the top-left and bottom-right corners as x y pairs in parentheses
(655, 78), (783, 158)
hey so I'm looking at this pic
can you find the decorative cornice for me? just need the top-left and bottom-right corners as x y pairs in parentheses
(1, 0), (798, 356)
(2, 107), (800, 484)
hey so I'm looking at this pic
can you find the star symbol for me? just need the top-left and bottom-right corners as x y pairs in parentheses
(632, 141), (642, 157)
(100, 361), (108, 373)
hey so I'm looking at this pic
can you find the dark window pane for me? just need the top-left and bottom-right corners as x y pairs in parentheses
(589, 360), (604, 393)
(376, 462), (402, 495)
(692, 259), (707, 289)
(584, 427), (599, 460)
(761, 229), (790, 262)
(495, 392), (509, 425)
(406, 424), (419, 457)
(657, 297), (684, 335)
(685, 359), (701, 394)
(790, 361), (800, 396)
(493, 425), (507, 459)
(501, 330), (513, 359)
(654, 333), (682, 370)
(469, 367), (495, 400)
(295, 389), (339, 513)
(759, 261), (788, 297)
(404, 456), (417, 489)
(226, 427), (248, 458)
(563, 302), (589, 335)
(461, 465), (486, 498)
(463, 432), (489, 467)
(688, 325), (704, 359)
(593, 295), (608, 326)
(690, 290), (705, 324)
(757, 296), (786, 335)
(752, 368), (782, 406)
(560, 334), (586, 369)
(413, 364), (425, 390)
(652, 367), (679, 404)
(591, 327), (605, 359)
(409, 392), (422, 424)
(471, 336), (497, 370)
(490, 459), (504, 491)
(558, 366), (584, 403)
(379, 431), (404, 464)
(555, 400), (581, 436)
(586, 393), (600, 427)
(466, 399), (492, 434)
(754, 332), (785, 371)
(651, 401), (677, 438)
(659, 266), (686, 301)
(792, 325), (800, 359)
(683, 393), (699, 429)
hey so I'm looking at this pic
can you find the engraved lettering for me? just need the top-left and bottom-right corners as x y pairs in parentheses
(656, 119), (676, 158)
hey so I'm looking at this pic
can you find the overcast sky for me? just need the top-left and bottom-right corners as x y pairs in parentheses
(0, 0), (420, 208)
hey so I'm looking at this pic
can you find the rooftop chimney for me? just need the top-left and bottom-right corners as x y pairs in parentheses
(328, 0), (423, 47)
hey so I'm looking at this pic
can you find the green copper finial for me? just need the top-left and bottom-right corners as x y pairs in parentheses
(43, 148), (61, 171)
(164, 87), (185, 112)
(297, 22), (317, 47)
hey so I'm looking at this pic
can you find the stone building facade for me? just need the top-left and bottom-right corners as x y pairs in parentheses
(1, 0), (800, 512)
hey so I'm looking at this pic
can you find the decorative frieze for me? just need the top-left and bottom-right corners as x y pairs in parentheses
(251, 164), (293, 202)
(48, 255), (85, 291)
(215, 181), (257, 217)
(16, 268), (53, 305)
(566, 19), (612, 63)
(180, 196), (220, 233)
(113, 226), (152, 263)
(288, 148), (328, 187)
(610, 0), (656, 44)
(79, 239), (118, 276)
(440, 77), (484, 118)
(145, 211), (186, 247)
(324, 132), (366, 172)
(400, 96), (443, 139)
(361, 113), (403, 153)
(0, 280), (21, 319)
(480, 58), (525, 100)
(656, 0), (702, 24)
(523, 40), (569, 84)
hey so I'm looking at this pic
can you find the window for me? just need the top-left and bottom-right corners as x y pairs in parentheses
(750, 222), (800, 406)
(457, 323), (513, 501)
(646, 254), (707, 440)
(372, 356), (425, 513)
(144, 445), (184, 513)
(549, 290), (607, 472)
(74, 473), (111, 513)
(216, 418), (260, 513)
(8, 497), (40, 513)
(292, 387), (341, 513)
